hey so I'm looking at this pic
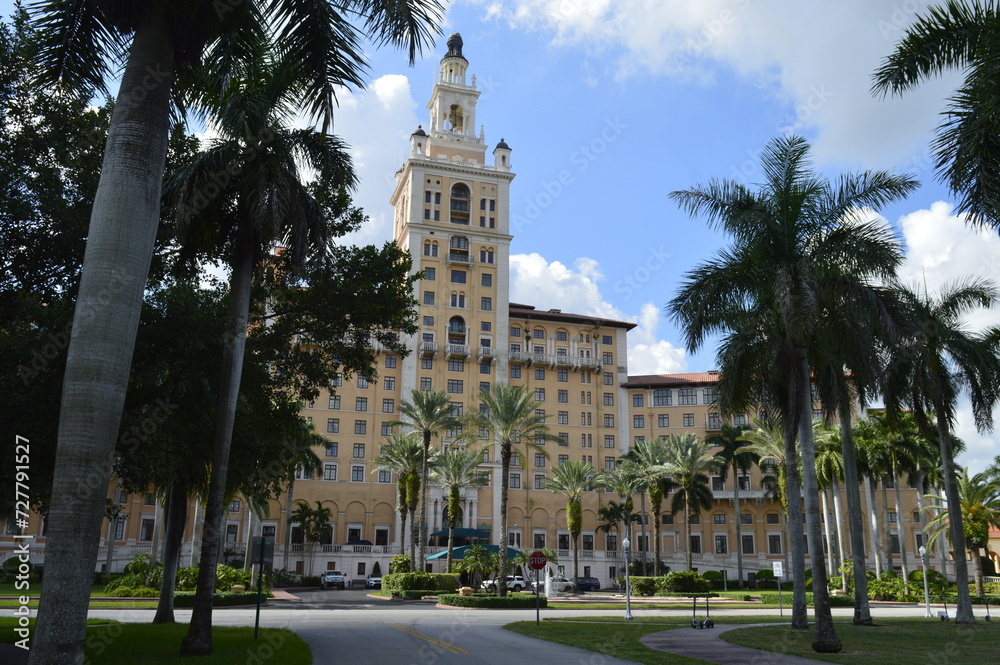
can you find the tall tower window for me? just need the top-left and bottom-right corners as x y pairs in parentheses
(450, 184), (470, 225)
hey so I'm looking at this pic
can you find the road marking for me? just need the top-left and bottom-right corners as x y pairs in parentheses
(385, 622), (469, 654)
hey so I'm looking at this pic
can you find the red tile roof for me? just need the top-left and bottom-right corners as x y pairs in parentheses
(624, 372), (721, 388)
(508, 303), (636, 330)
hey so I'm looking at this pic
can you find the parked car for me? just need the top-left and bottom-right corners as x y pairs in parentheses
(576, 576), (601, 592)
(366, 574), (382, 588)
(321, 570), (345, 590)
(481, 575), (526, 592)
(530, 576), (574, 593)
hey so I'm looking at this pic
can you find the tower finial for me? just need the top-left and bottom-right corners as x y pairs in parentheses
(444, 33), (466, 61)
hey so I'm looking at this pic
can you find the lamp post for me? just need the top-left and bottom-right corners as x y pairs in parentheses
(919, 545), (931, 618)
(623, 537), (633, 620)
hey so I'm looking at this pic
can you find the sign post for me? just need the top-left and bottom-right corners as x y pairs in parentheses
(528, 550), (547, 625)
(772, 561), (784, 618)
(251, 536), (274, 639)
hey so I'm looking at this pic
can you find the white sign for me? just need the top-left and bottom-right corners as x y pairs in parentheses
(772, 561), (783, 578)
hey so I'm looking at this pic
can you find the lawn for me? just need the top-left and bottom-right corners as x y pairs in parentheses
(722, 618), (1000, 665)
(0, 619), (311, 664)
(506, 616), (787, 665)
(0, 583), (106, 597)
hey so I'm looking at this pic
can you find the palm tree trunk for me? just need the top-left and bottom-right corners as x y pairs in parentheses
(822, 490), (834, 586)
(880, 479), (893, 573)
(639, 493), (648, 569)
(865, 476), (883, 576)
(684, 494), (692, 571)
(782, 416), (808, 629)
(149, 498), (163, 569)
(154, 482), (188, 624)
(914, 469), (934, 590)
(243, 507), (256, 572)
(794, 360), (840, 653)
(936, 409), (974, 623)
(734, 461), (743, 588)
(830, 475), (847, 592)
(498, 444), (511, 596)
(446, 488), (457, 573)
(282, 479), (295, 571)
(182, 222), (255, 655)
(105, 516), (116, 575)
(29, 11), (176, 661)
(891, 462), (910, 591)
(572, 527), (580, 593)
(419, 429), (432, 572)
(971, 545), (985, 597)
(839, 402), (873, 624)
(190, 499), (204, 567)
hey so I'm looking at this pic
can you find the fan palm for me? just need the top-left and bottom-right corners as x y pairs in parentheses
(544, 461), (601, 591)
(661, 433), (719, 571)
(873, 0), (1000, 229)
(372, 432), (426, 565)
(468, 383), (560, 596)
(708, 424), (754, 586)
(28, 2), (442, 658)
(668, 134), (916, 651)
(396, 389), (463, 571)
(883, 279), (1000, 622)
(430, 447), (489, 573)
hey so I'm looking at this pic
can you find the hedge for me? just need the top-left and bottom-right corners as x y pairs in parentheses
(382, 572), (458, 593)
(757, 592), (855, 607)
(172, 591), (270, 607)
(437, 594), (547, 609)
(388, 590), (444, 600)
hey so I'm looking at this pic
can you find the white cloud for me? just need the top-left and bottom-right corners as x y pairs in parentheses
(472, 0), (962, 168)
(510, 253), (687, 374)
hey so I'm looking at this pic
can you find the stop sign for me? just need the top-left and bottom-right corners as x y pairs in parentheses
(528, 550), (547, 570)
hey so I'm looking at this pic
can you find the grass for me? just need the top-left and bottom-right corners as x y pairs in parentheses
(0, 583), (106, 597)
(545, 601), (786, 610)
(723, 618), (1000, 665)
(0, 598), (159, 609)
(0, 620), (310, 664)
(505, 615), (788, 665)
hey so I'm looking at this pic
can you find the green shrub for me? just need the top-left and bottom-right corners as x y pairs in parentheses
(175, 567), (199, 591)
(268, 568), (297, 586)
(106, 586), (160, 598)
(757, 591), (855, 607)
(371, 561), (383, 577)
(626, 577), (659, 596)
(660, 571), (710, 594)
(301, 575), (321, 587)
(389, 589), (443, 599)
(390, 554), (412, 574)
(382, 572), (458, 592)
(868, 571), (905, 601)
(437, 593), (546, 608)
(215, 565), (251, 590)
(104, 574), (149, 594)
(124, 553), (151, 578)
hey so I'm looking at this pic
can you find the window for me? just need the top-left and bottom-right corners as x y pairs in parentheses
(480, 361), (491, 375)
(738, 475), (751, 491)
(558, 369), (568, 382)
(712, 477), (725, 492)
(633, 415), (644, 428)
(558, 432), (569, 445)
(732, 413), (748, 426)
(448, 358), (465, 372)
(381, 422), (393, 436)
(657, 414), (669, 427)
(354, 397), (367, 412)
(326, 418), (339, 433)
(385, 355), (397, 369)
(354, 420), (367, 435)
(690, 535), (702, 554)
(603, 392), (614, 406)
(653, 389), (671, 406)
(324, 463), (337, 480)
(535, 388), (545, 401)
(683, 413), (695, 427)
(766, 512), (780, 525)
(226, 523), (239, 543)
(888, 511), (898, 524)
(479, 248), (494, 263)
(451, 269), (466, 283)
(740, 512), (753, 525)
(447, 380), (463, 394)
(912, 511), (921, 524)
(423, 315), (434, 326)
(707, 412), (721, 429)
(378, 469), (391, 483)
(768, 534), (782, 554)
(114, 516), (126, 540)
(535, 453), (546, 468)
(420, 377), (432, 391)
(558, 411), (569, 425)
(480, 381), (491, 394)
(603, 372), (614, 385)
(662, 513), (674, 525)
(139, 518), (155, 541)
(481, 273), (492, 287)
(535, 367), (546, 380)
(557, 389), (569, 403)
(689, 514), (700, 524)
(509, 473), (521, 489)
(604, 435), (615, 448)
(703, 387), (718, 404)
(713, 513), (726, 524)
(421, 356), (433, 370)
(678, 388), (697, 405)
(715, 535), (728, 554)
(382, 399), (395, 413)
(423, 291), (435, 305)
(633, 394), (644, 408)
(742, 535), (754, 554)
(510, 327), (521, 337)
(351, 465), (364, 482)
(605, 456), (616, 470)
(533, 328), (545, 339)
(534, 474), (546, 490)
(510, 365), (521, 379)
(384, 376), (395, 391)
(352, 443), (365, 459)
(602, 352), (613, 365)
(450, 293), (466, 308)
(534, 533), (546, 549)
(424, 267), (436, 280)
(604, 414), (614, 427)
(329, 395), (341, 410)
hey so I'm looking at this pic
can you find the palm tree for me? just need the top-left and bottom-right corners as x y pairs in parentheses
(28, 2), (442, 658)
(290, 500), (333, 577)
(430, 447), (489, 573)
(662, 433), (719, 572)
(372, 432), (426, 564)
(814, 424), (847, 593)
(621, 438), (675, 575)
(468, 383), (560, 596)
(544, 461), (601, 591)
(925, 470), (1000, 597)
(668, 135), (916, 652)
(884, 279), (1000, 623)
(457, 543), (498, 590)
(873, 0), (1000, 229)
(854, 420), (891, 576)
(708, 424), (754, 586)
(396, 389), (463, 572)
(741, 419), (795, 581)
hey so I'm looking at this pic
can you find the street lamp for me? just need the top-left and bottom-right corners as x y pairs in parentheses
(623, 537), (633, 620)
(919, 545), (932, 618)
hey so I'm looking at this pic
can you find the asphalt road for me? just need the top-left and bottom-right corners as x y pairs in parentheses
(80, 590), (979, 665)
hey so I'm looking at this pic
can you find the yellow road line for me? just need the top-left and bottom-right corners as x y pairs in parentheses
(385, 622), (469, 654)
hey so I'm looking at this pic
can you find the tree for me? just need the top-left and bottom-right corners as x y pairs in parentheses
(662, 433), (719, 571)
(396, 389), (463, 571)
(468, 383), (560, 596)
(708, 424), (754, 586)
(430, 447), (488, 573)
(925, 470), (1000, 597)
(621, 438), (674, 576)
(873, 0), (1000, 229)
(544, 461), (600, 591)
(813, 423), (847, 593)
(668, 135), (916, 652)
(456, 543), (498, 590)
(27, 1), (443, 659)
(373, 432), (426, 566)
(884, 279), (1000, 623)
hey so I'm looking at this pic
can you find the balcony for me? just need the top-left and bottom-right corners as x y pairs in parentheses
(446, 344), (470, 358)
(448, 323), (468, 335)
(419, 342), (438, 356)
(554, 353), (573, 367)
(446, 253), (474, 265)
(478, 346), (496, 360)
(577, 356), (602, 370)
(509, 351), (529, 364)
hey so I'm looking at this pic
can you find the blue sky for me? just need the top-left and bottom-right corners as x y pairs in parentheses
(8, 1), (999, 472)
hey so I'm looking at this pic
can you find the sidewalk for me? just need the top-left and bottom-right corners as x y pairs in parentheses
(640, 623), (832, 665)
(269, 588), (302, 601)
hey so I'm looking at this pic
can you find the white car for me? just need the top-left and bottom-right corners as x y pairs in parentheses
(481, 575), (526, 592)
(321, 570), (345, 589)
(366, 574), (382, 588)
(530, 576), (574, 592)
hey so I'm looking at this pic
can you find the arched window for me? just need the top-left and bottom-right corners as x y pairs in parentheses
(450, 183), (470, 225)
(479, 247), (495, 264)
